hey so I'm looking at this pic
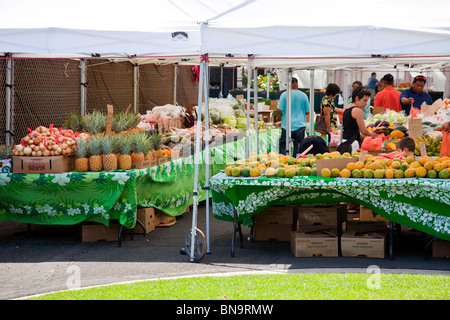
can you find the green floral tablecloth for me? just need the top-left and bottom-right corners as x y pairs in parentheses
(0, 129), (281, 229)
(210, 173), (450, 241)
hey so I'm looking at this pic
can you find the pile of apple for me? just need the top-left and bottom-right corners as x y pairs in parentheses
(12, 125), (81, 157)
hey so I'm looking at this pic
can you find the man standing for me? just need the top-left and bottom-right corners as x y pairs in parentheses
(277, 77), (310, 156)
(366, 72), (379, 100)
(400, 75), (433, 115)
(374, 74), (401, 112)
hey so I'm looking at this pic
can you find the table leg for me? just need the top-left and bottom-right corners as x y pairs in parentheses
(231, 207), (244, 257)
(118, 225), (123, 247)
(389, 221), (394, 260)
(424, 236), (437, 260)
(232, 208), (237, 257)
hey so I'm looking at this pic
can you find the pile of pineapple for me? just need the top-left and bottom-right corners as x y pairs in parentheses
(75, 131), (164, 172)
(66, 110), (165, 172)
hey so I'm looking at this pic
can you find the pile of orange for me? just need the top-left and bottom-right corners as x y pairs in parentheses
(319, 155), (450, 179)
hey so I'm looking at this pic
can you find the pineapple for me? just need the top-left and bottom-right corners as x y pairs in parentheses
(75, 138), (89, 172)
(101, 135), (118, 171)
(125, 112), (140, 131)
(112, 112), (129, 133)
(112, 112), (140, 133)
(118, 134), (132, 170)
(64, 112), (82, 132)
(88, 134), (103, 172)
(130, 132), (147, 163)
(151, 134), (163, 159)
(81, 110), (106, 134)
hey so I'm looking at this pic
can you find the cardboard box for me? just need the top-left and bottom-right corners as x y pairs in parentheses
(341, 230), (386, 258)
(254, 205), (297, 225)
(432, 239), (450, 258)
(12, 155), (74, 174)
(131, 159), (157, 169)
(80, 222), (120, 243)
(296, 204), (347, 235)
(157, 155), (171, 165)
(315, 157), (357, 174)
(155, 209), (177, 227)
(360, 205), (389, 222)
(123, 207), (156, 234)
(345, 221), (388, 233)
(253, 224), (293, 242)
(290, 226), (339, 257)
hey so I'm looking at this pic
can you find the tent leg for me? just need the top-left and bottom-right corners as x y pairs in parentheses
(189, 59), (205, 262)
(203, 61), (211, 254)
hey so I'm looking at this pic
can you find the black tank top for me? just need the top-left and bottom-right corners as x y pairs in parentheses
(342, 107), (360, 140)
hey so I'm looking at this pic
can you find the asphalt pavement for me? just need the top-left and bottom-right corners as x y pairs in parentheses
(0, 201), (449, 300)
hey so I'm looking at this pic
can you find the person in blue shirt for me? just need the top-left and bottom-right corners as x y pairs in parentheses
(399, 75), (433, 115)
(277, 77), (310, 156)
(366, 72), (379, 101)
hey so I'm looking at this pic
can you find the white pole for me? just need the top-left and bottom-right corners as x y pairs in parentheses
(285, 69), (292, 156)
(203, 61), (211, 254)
(309, 69), (315, 136)
(190, 59), (205, 262)
(80, 59), (86, 116)
(254, 66), (259, 154)
(219, 64), (224, 98)
(266, 71), (270, 99)
(133, 63), (138, 113)
(173, 64), (178, 105)
(246, 60), (252, 159)
(5, 54), (12, 145)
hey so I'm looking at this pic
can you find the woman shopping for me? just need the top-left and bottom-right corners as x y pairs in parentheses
(337, 87), (377, 154)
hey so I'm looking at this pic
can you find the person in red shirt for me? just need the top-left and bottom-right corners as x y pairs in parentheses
(373, 74), (402, 112)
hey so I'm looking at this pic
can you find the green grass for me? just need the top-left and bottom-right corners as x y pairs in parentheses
(27, 273), (449, 300)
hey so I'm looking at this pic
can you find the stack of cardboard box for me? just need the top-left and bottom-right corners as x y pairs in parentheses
(253, 205), (297, 242)
(341, 221), (388, 259)
(290, 204), (347, 257)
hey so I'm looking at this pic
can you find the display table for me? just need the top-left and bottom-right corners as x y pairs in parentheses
(0, 129), (281, 233)
(210, 173), (450, 256)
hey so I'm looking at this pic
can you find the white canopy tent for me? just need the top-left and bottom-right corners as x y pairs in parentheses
(2, 0), (450, 261)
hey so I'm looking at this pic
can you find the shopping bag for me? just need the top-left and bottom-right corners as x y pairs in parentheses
(440, 131), (450, 157)
(314, 115), (327, 134)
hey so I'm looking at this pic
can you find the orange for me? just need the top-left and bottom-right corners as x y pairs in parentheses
(433, 163), (444, 172)
(404, 168), (415, 178)
(414, 167), (427, 178)
(321, 168), (332, 177)
(346, 162), (357, 171)
(354, 161), (364, 170)
(405, 156), (415, 164)
(419, 156), (432, 165)
(394, 170), (404, 178)
(331, 168), (340, 177)
(391, 161), (401, 170)
(385, 169), (395, 179)
(339, 168), (351, 178)
(250, 167), (261, 177)
(423, 162), (434, 170)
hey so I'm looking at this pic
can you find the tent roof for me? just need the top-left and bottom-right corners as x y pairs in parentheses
(0, 0), (245, 56)
(201, 0), (450, 67)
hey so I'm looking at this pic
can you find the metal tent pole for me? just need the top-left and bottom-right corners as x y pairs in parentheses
(189, 59), (205, 262)
(285, 69), (292, 156)
(309, 69), (315, 136)
(5, 54), (12, 145)
(253, 66), (259, 154)
(266, 71), (270, 99)
(203, 61), (211, 254)
(245, 59), (252, 159)
(80, 59), (86, 116)
(173, 64), (178, 105)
